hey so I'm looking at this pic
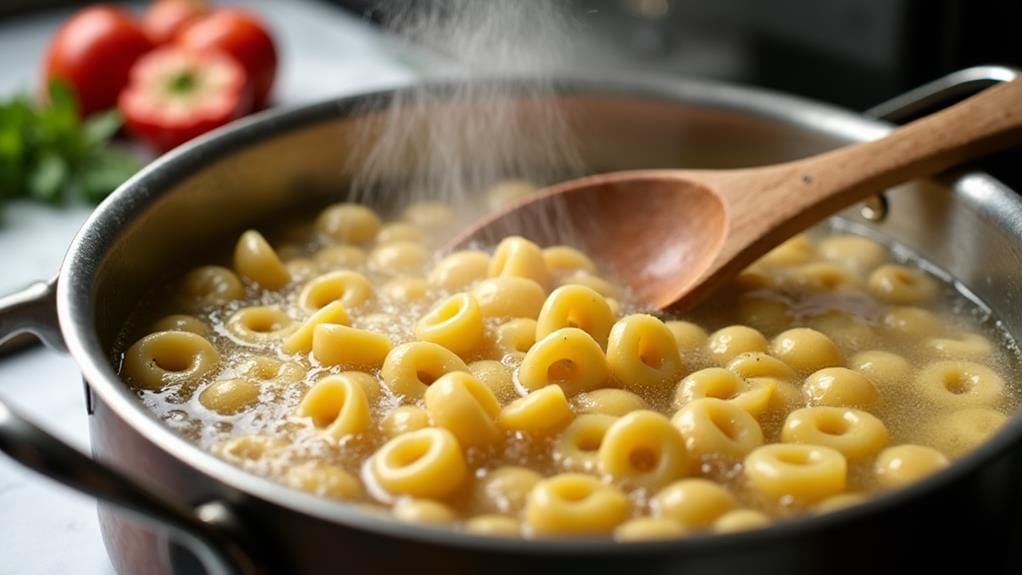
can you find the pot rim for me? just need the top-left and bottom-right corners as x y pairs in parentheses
(56, 72), (1022, 554)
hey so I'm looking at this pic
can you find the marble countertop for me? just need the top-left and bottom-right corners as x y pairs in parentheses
(0, 2), (423, 573)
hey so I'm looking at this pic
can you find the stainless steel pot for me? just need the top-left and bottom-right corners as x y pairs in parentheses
(2, 67), (1021, 575)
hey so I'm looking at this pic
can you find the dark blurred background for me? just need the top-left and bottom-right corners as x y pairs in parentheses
(3, 0), (1017, 111)
(339, 0), (1020, 111)
(3, 0), (1019, 181)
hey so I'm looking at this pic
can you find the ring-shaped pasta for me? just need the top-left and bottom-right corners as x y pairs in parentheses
(151, 314), (210, 336)
(424, 372), (502, 447)
(817, 234), (887, 272)
(488, 236), (552, 288)
(199, 379), (260, 414)
(913, 360), (1005, 409)
(381, 277), (429, 303)
(524, 473), (631, 536)
(542, 246), (596, 277)
(925, 407), (1008, 456)
(496, 318), (538, 356)
(316, 202), (381, 244)
(381, 342), (469, 398)
(314, 245), (367, 269)
(177, 265), (244, 307)
(925, 332), (993, 361)
(369, 241), (429, 274)
(282, 300), (351, 355)
(874, 444), (949, 489)
(882, 307), (941, 339)
(664, 320), (708, 353)
(393, 499), (456, 525)
(848, 350), (911, 392)
(369, 427), (467, 499)
(572, 388), (648, 417)
(781, 406), (888, 460)
(671, 398), (763, 460)
(499, 385), (574, 436)
(429, 250), (490, 291)
(867, 264), (937, 305)
(743, 443), (846, 504)
(736, 295), (793, 336)
(607, 314), (684, 392)
(553, 413), (616, 473)
(464, 515), (521, 537)
(472, 276), (547, 319)
(672, 368), (774, 417)
(518, 327), (608, 396)
(475, 466), (542, 515)
(312, 324), (392, 369)
(707, 325), (767, 365)
(598, 410), (689, 490)
(726, 352), (796, 381)
(233, 229), (290, 290)
(614, 517), (688, 541)
(298, 374), (371, 438)
(381, 405), (432, 438)
(414, 293), (485, 356)
(298, 270), (374, 312)
(713, 509), (772, 533)
(651, 478), (738, 528)
(468, 360), (516, 403)
(770, 328), (843, 373)
(802, 367), (879, 408)
(121, 331), (219, 390)
(226, 306), (297, 346)
(285, 462), (362, 501)
(535, 285), (615, 349)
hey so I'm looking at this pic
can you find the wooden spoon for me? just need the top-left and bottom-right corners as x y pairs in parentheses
(451, 77), (1022, 310)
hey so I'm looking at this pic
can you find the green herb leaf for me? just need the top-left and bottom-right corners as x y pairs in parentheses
(0, 80), (141, 216)
(27, 151), (68, 202)
(83, 109), (123, 147)
(79, 146), (141, 202)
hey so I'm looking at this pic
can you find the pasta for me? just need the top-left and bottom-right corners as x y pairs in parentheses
(524, 473), (631, 536)
(606, 314), (684, 392)
(414, 293), (485, 356)
(233, 230), (290, 290)
(651, 479), (738, 528)
(423, 372), (502, 447)
(517, 327), (608, 396)
(744, 444), (847, 504)
(535, 285), (615, 348)
(369, 427), (467, 499)
(118, 194), (1019, 540)
(598, 410), (689, 490)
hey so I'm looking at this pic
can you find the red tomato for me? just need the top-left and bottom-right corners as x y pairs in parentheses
(176, 8), (277, 108)
(143, 0), (210, 45)
(119, 46), (251, 152)
(44, 5), (155, 117)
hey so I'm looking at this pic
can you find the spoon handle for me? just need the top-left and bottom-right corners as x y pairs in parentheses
(795, 76), (1022, 204)
(756, 78), (1017, 222)
(715, 76), (1022, 271)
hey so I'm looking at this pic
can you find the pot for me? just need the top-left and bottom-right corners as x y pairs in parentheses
(1, 67), (1021, 575)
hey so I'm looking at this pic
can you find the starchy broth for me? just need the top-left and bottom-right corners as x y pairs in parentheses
(116, 187), (1020, 540)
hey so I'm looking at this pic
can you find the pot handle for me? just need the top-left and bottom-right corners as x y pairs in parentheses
(866, 65), (1018, 123)
(0, 401), (265, 575)
(0, 278), (65, 352)
(0, 281), (266, 574)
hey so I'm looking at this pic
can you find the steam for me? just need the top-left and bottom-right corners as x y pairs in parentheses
(347, 0), (588, 242)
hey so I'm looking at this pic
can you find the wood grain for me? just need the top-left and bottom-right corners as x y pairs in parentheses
(452, 77), (1022, 310)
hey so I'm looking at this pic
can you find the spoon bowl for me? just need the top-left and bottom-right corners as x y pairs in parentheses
(452, 77), (1022, 309)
